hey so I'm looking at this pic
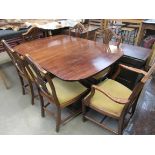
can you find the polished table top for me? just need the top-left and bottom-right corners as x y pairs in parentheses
(14, 35), (123, 81)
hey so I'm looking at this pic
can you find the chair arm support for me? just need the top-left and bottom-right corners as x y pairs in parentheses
(119, 64), (147, 75)
(92, 85), (130, 104)
(112, 64), (147, 80)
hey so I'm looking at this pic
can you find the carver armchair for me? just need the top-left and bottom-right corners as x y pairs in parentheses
(82, 63), (155, 134)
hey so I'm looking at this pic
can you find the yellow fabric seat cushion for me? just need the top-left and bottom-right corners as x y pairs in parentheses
(93, 67), (110, 80)
(89, 79), (132, 117)
(46, 77), (87, 107)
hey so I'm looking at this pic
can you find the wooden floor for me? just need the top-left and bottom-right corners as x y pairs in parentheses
(124, 73), (155, 134)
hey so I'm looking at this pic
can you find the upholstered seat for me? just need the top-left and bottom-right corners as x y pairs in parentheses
(83, 63), (155, 134)
(46, 77), (87, 107)
(24, 54), (89, 132)
(89, 79), (132, 117)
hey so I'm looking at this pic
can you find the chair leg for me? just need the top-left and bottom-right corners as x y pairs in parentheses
(28, 80), (34, 105)
(86, 32), (89, 40)
(56, 107), (61, 132)
(94, 32), (97, 41)
(82, 101), (87, 122)
(118, 116), (125, 135)
(18, 73), (25, 95)
(38, 88), (45, 117)
(131, 98), (138, 115)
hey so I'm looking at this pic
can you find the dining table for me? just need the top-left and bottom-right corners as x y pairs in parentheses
(14, 35), (123, 81)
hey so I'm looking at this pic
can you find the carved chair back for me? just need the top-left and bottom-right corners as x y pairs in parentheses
(94, 28), (122, 48)
(1, 39), (16, 65)
(113, 63), (155, 113)
(69, 23), (86, 38)
(1, 39), (30, 78)
(102, 28), (114, 44)
(24, 55), (60, 105)
(22, 26), (44, 41)
(142, 62), (155, 83)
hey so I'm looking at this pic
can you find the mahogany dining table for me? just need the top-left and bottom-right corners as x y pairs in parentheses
(14, 35), (123, 81)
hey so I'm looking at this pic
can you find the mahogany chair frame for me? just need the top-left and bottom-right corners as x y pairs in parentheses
(82, 63), (155, 134)
(1, 39), (35, 105)
(24, 54), (89, 132)
(94, 28), (122, 48)
(69, 23), (88, 39)
(91, 28), (121, 83)
(22, 26), (44, 42)
(88, 19), (105, 32)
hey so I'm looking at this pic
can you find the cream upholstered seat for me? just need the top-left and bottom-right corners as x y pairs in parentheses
(46, 77), (87, 108)
(89, 79), (132, 117)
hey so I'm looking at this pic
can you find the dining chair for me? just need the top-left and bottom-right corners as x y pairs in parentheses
(88, 19), (106, 31)
(94, 28), (122, 48)
(1, 39), (35, 105)
(82, 62), (155, 134)
(86, 19), (106, 40)
(24, 54), (89, 132)
(69, 23), (88, 39)
(22, 26), (44, 42)
(145, 43), (155, 71)
(91, 28), (122, 83)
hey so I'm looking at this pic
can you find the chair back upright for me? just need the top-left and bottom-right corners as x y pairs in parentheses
(12, 51), (28, 76)
(24, 54), (59, 104)
(129, 62), (155, 103)
(1, 39), (16, 65)
(102, 28), (114, 44)
(142, 62), (155, 83)
(2, 39), (23, 72)
(1, 39), (31, 79)
(69, 23), (86, 38)
(22, 26), (44, 41)
(102, 28), (122, 48)
(89, 19), (105, 30)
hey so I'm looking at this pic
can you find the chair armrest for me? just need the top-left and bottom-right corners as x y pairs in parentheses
(92, 85), (130, 104)
(119, 64), (147, 75)
(112, 64), (147, 80)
